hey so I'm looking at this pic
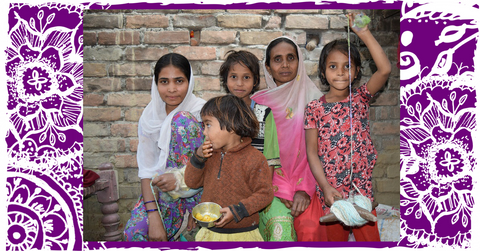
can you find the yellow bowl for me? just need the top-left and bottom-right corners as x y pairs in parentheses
(192, 202), (221, 228)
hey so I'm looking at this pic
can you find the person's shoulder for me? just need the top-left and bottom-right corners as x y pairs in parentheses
(306, 97), (323, 108)
(244, 145), (267, 160)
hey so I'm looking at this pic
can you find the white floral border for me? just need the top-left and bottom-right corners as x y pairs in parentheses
(2, 0), (478, 250)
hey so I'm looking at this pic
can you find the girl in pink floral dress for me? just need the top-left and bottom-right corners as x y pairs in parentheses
(304, 13), (391, 241)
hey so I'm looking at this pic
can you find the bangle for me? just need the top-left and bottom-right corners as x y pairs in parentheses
(144, 200), (156, 204)
(146, 209), (158, 213)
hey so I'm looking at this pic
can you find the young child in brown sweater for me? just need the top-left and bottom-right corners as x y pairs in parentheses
(185, 95), (274, 241)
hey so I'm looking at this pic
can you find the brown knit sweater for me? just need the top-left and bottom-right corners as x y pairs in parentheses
(185, 137), (273, 233)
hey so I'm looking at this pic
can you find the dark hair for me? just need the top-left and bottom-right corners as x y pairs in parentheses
(220, 50), (260, 95)
(154, 53), (191, 85)
(318, 39), (362, 87)
(265, 37), (299, 67)
(201, 95), (259, 138)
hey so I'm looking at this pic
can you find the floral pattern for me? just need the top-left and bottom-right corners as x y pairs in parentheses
(304, 83), (376, 214)
(5, 3), (84, 251)
(399, 2), (477, 248)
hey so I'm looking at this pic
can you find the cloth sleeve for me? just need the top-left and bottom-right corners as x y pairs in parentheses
(184, 152), (206, 189)
(359, 82), (374, 101)
(304, 100), (319, 129)
(137, 123), (162, 179)
(230, 157), (273, 222)
(263, 112), (280, 166)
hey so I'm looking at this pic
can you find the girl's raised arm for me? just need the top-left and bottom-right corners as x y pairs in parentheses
(348, 13), (391, 96)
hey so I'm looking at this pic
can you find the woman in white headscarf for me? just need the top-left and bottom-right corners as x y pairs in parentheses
(124, 53), (205, 242)
(252, 37), (326, 241)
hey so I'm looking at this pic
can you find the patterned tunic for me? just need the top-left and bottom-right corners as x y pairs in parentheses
(304, 83), (377, 214)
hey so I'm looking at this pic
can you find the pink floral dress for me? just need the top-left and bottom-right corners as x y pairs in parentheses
(304, 83), (377, 214)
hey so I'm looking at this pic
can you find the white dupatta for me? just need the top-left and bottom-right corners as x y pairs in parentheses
(137, 68), (205, 179)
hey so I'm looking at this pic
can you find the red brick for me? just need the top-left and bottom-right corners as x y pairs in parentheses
(125, 108), (145, 122)
(217, 15), (262, 28)
(83, 31), (97, 46)
(371, 121), (399, 135)
(286, 15), (328, 30)
(84, 107), (122, 121)
(304, 61), (318, 76)
(371, 92), (399, 106)
(375, 178), (400, 193)
(84, 123), (110, 137)
(173, 15), (216, 28)
(239, 31), (283, 45)
(111, 123), (138, 137)
(114, 154), (138, 168)
(388, 77), (400, 90)
(84, 93), (104, 106)
(182, 9), (225, 14)
(274, 9), (320, 14)
(330, 15), (349, 29)
(125, 78), (153, 91)
(84, 138), (126, 152)
(200, 61), (224, 76)
(125, 15), (168, 28)
(144, 31), (190, 44)
(109, 63), (152, 77)
(173, 46), (216, 61)
(129, 139), (139, 152)
(84, 47), (123, 61)
(226, 9), (270, 14)
(84, 78), (122, 92)
(83, 14), (122, 29)
(218, 47), (264, 61)
(125, 47), (169, 61)
(194, 77), (221, 92)
(98, 31), (140, 45)
(200, 30), (237, 44)
(200, 91), (223, 101)
(265, 16), (281, 29)
(320, 32), (347, 46)
(321, 9), (344, 15)
(84, 63), (107, 77)
(285, 32), (307, 45)
(107, 93), (151, 107)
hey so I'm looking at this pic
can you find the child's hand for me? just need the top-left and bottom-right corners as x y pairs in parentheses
(215, 207), (234, 228)
(199, 139), (213, 158)
(322, 184), (343, 207)
(347, 12), (370, 34)
(186, 211), (196, 231)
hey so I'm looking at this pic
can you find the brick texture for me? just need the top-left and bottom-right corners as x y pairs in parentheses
(83, 9), (400, 241)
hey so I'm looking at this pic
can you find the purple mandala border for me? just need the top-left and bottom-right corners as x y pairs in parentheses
(4, 1), (478, 250)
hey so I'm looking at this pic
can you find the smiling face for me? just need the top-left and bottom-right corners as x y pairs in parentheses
(156, 65), (189, 115)
(323, 50), (359, 93)
(202, 115), (239, 151)
(266, 41), (299, 86)
(226, 63), (254, 105)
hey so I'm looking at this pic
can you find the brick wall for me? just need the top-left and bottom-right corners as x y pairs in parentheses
(83, 9), (400, 240)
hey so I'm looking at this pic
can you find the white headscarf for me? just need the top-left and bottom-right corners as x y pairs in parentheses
(137, 66), (205, 179)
